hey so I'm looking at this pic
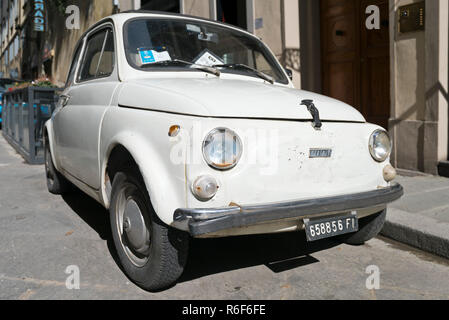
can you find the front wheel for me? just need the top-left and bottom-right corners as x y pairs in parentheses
(109, 171), (189, 291)
(341, 210), (387, 245)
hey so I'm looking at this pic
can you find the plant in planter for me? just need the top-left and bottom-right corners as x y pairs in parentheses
(10, 78), (58, 91)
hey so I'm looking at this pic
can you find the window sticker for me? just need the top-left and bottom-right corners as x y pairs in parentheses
(193, 49), (224, 67)
(138, 47), (172, 65)
(186, 24), (201, 33)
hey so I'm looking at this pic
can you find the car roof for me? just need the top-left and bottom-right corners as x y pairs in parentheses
(91, 10), (256, 39)
(119, 10), (250, 32)
(76, 11), (259, 58)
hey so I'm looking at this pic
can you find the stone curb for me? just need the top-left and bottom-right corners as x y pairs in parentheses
(381, 208), (449, 260)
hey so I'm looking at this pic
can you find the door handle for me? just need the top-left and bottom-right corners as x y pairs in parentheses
(59, 94), (71, 107)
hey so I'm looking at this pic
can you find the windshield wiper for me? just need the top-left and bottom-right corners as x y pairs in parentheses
(141, 59), (220, 77)
(213, 63), (274, 84)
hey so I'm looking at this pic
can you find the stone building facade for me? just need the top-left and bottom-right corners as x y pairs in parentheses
(0, 0), (448, 176)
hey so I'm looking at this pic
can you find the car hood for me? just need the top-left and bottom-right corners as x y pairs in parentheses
(118, 78), (365, 122)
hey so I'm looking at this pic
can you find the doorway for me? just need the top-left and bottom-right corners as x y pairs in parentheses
(140, 0), (180, 13)
(216, 0), (247, 30)
(320, 0), (390, 129)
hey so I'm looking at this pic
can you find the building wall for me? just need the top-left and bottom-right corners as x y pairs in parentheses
(1, 0), (447, 175)
(389, 0), (426, 171)
(298, 0), (321, 94)
(0, 0), (26, 79)
(49, 0), (115, 86)
(282, 0), (301, 88)
(428, 0), (448, 170)
(0, 0), (118, 83)
(119, 0), (135, 12)
(181, 0), (302, 87)
(252, 0), (301, 88)
(389, 0), (448, 174)
(182, 0), (210, 18)
(1, 0), (300, 86)
(254, 0), (283, 57)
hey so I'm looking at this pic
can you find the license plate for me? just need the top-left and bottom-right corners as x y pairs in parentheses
(304, 212), (358, 242)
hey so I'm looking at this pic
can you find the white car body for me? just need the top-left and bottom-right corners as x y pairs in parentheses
(46, 12), (402, 238)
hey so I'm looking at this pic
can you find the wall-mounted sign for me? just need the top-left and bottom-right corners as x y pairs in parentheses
(34, 0), (45, 32)
(398, 1), (425, 33)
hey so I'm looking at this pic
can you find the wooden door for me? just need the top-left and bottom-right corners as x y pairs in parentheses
(360, 0), (390, 129)
(321, 0), (390, 128)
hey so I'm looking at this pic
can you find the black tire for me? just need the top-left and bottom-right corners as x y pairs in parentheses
(109, 170), (189, 291)
(45, 141), (70, 195)
(342, 210), (386, 245)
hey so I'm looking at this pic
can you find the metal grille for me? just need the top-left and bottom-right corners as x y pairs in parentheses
(1, 87), (60, 164)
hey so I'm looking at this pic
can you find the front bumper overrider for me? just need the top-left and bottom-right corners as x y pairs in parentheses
(172, 184), (403, 236)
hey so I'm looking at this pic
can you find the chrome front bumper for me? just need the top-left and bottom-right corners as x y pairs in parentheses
(172, 184), (403, 236)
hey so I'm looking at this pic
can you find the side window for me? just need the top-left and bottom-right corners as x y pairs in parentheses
(78, 28), (115, 82)
(97, 30), (115, 77)
(65, 43), (82, 88)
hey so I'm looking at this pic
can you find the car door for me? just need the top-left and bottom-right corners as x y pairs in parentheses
(53, 24), (118, 190)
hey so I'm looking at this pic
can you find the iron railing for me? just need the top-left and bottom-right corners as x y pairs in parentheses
(1, 87), (60, 164)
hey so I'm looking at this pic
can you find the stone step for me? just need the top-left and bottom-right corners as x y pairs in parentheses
(438, 161), (449, 178)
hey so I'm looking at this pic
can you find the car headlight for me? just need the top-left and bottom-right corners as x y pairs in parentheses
(202, 128), (243, 170)
(369, 130), (391, 162)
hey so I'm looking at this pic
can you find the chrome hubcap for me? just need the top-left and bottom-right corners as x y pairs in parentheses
(117, 188), (151, 267)
(122, 199), (150, 255)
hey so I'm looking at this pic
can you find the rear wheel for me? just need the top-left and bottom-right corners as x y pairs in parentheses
(45, 141), (70, 195)
(109, 170), (189, 291)
(342, 210), (386, 245)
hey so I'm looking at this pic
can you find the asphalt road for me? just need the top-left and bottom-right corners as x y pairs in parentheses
(0, 135), (449, 300)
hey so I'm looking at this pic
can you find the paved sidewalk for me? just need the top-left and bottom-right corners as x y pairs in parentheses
(382, 174), (449, 259)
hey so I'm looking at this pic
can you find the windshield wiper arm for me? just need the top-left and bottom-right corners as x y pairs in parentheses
(213, 63), (274, 84)
(141, 59), (220, 77)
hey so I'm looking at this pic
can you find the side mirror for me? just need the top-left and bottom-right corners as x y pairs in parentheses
(285, 68), (293, 80)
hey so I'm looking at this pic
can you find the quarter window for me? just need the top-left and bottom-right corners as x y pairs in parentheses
(65, 43), (82, 88)
(98, 30), (115, 77)
(78, 28), (115, 82)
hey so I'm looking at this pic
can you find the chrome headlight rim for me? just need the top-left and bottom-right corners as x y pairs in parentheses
(202, 127), (243, 171)
(369, 129), (391, 162)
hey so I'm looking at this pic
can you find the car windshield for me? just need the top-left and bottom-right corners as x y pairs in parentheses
(124, 18), (288, 84)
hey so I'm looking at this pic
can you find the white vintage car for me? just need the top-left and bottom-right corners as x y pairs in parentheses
(45, 11), (403, 291)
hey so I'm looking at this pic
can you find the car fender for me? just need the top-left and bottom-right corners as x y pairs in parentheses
(100, 129), (186, 226)
(44, 119), (60, 171)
